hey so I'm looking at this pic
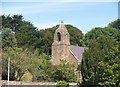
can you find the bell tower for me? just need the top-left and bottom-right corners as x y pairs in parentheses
(51, 21), (70, 65)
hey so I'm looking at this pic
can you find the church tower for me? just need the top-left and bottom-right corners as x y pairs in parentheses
(51, 21), (70, 65)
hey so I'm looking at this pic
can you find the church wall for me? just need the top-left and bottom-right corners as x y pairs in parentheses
(51, 21), (71, 65)
(51, 44), (70, 65)
(67, 51), (79, 67)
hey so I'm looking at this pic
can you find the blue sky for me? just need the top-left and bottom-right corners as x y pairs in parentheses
(2, 1), (119, 34)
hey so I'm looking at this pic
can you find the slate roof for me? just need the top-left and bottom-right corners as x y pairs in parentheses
(70, 45), (84, 63)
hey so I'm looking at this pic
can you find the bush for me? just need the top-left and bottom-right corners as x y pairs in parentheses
(20, 71), (33, 82)
(56, 80), (69, 87)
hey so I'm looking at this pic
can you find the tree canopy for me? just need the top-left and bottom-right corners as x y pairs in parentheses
(108, 19), (120, 30)
(1, 28), (17, 48)
(1, 14), (80, 82)
(1, 15), (84, 55)
(81, 27), (120, 86)
(1, 14), (120, 86)
(83, 27), (120, 46)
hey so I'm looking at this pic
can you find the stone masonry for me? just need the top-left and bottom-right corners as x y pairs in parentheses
(51, 21), (70, 65)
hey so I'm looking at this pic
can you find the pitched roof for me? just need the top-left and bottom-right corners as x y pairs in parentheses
(70, 45), (84, 63)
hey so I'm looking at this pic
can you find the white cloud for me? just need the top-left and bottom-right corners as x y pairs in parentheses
(34, 21), (72, 30)
(34, 22), (57, 30)
(2, 3), (69, 15)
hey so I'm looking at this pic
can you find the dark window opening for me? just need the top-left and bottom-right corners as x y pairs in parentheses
(57, 32), (61, 41)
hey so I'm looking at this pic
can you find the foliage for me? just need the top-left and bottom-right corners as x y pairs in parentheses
(2, 15), (23, 31)
(0, 37), (1, 48)
(1, 28), (17, 48)
(2, 48), (51, 81)
(2, 48), (77, 82)
(51, 59), (77, 82)
(20, 71), (33, 82)
(81, 30), (120, 86)
(1, 15), (84, 55)
(15, 21), (38, 49)
(34, 24), (83, 55)
(83, 27), (120, 46)
(66, 25), (83, 46)
(108, 19), (120, 30)
(2, 14), (120, 84)
(1, 15), (78, 82)
(56, 80), (69, 87)
(1, 15), (38, 49)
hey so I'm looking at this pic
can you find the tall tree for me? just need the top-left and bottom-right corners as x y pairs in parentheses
(50, 59), (77, 82)
(2, 15), (84, 55)
(83, 27), (120, 46)
(108, 19), (120, 30)
(11, 15), (23, 31)
(2, 28), (17, 48)
(2, 15), (12, 29)
(81, 28), (120, 86)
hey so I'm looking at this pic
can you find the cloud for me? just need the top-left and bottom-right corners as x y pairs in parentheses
(2, 1), (118, 15)
(2, 2), (71, 15)
(34, 21), (58, 30)
(2, 1), (117, 34)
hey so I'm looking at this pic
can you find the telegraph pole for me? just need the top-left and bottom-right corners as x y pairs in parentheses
(8, 56), (10, 85)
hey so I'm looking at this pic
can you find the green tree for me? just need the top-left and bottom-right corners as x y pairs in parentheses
(2, 15), (84, 55)
(83, 27), (120, 46)
(1, 27), (17, 80)
(2, 15), (38, 49)
(81, 35), (120, 86)
(108, 19), (120, 30)
(2, 15), (12, 29)
(11, 15), (23, 31)
(2, 28), (17, 48)
(2, 47), (52, 81)
(51, 59), (77, 82)
(66, 25), (83, 46)
(15, 21), (38, 49)
(2, 15), (23, 31)
(35, 25), (84, 55)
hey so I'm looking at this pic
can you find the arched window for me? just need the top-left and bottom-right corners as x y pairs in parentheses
(57, 32), (61, 41)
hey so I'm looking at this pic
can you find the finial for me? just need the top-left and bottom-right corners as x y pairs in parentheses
(58, 20), (66, 29)
(61, 20), (63, 23)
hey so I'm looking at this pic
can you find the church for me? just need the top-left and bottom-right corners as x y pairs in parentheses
(51, 21), (84, 67)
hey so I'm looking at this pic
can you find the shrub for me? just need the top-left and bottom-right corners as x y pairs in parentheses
(56, 80), (69, 87)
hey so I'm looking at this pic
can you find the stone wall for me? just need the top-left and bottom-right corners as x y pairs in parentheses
(68, 50), (79, 67)
(1, 80), (79, 87)
(51, 44), (70, 65)
(51, 21), (71, 65)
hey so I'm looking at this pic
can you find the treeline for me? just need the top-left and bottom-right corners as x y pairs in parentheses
(1, 15), (120, 86)
(2, 47), (76, 82)
(81, 21), (120, 86)
(1, 15), (83, 82)
(2, 15), (83, 55)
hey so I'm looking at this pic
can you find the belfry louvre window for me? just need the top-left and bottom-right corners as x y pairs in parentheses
(57, 32), (61, 41)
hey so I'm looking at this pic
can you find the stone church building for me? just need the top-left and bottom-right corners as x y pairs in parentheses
(51, 21), (84, 67)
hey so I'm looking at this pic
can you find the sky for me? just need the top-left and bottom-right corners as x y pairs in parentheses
(1, 0), (119, 34)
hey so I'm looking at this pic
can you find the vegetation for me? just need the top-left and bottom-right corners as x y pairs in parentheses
(2, 28), (17, 48)
(1, 14), (120, 86)
(81, 27), (120, 86)
(1, 14), (80, 82)
(56, 80), (69, 87)
(108, 19), (120, 30)
(51, 60), (77, 82)
(2, 47), (77, 82)
(1, 15), (83, 55)
(83, 27), (120, 46)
